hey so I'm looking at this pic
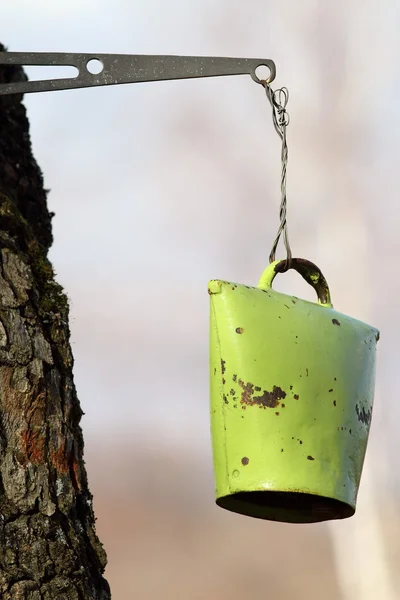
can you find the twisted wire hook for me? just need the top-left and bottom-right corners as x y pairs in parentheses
(262, 81), (292, 269)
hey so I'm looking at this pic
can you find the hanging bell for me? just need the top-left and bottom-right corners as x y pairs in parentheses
(209, 258), (379, 524)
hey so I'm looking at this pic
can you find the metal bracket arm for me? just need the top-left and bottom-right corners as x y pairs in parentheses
(0, 53), (276, 96)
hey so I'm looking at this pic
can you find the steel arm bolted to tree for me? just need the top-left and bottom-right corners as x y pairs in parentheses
(0, 44), (110, 599)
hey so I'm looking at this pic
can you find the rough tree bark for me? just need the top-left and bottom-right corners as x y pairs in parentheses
(0, 45), (111, 599)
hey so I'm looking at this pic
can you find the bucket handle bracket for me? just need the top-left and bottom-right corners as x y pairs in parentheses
(257, 258), (332, 307)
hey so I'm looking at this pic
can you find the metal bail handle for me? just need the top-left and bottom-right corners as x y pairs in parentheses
(257, 258), (333, 307)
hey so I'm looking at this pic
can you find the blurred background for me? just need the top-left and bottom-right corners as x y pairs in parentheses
(2, 1), (400, 598)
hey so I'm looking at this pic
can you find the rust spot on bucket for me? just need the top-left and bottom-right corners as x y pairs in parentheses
(329, 389), (333, 393)
(255, 386), (261, 392)
(230, 389), (235, 396)
(292, 299), (296, 304)
(376, 332), (380, 342)
(238, 379), (286, 409)
(307, 456), (315, 461)
(356, 404), (372, 426)
(232, 374), (237, 382)
(235, 327), (244, 334)
(238, 380), (254, 403)
(241, 457), (249, 466)
(333, 400), (337, 407)
(332, 319), (341, 326)
(223, 395), (229, 405)
(275, 412), (280, 416)
(222, 378), (226, 385)
(294, 394), (299, 400)
(221, 359), (226, 375)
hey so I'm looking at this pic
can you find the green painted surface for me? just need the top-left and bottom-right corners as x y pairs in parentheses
(209, 259), (379, 523)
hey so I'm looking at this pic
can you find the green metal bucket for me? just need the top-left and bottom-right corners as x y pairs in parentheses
(209, 258), (379, 523)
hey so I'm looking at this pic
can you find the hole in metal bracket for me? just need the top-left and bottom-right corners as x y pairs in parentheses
(86, 59), (104, 75)
(254, 64), (272, 83)
(24, 65), (79, 81)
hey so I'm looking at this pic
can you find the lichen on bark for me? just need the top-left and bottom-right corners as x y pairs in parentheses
(0, 44), (111, 599)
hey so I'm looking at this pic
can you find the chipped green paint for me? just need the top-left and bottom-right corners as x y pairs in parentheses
(209, 258), (379, 524)
(237, 379), (286, 409)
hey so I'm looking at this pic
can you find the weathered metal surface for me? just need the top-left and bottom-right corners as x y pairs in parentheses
(0, 52), (276, 96)
(209, 258), (379, 523)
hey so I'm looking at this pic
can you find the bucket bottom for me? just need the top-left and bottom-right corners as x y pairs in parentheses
(216, 491), (355, 524)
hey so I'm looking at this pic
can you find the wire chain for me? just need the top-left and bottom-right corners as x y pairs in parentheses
(262, 81), (292, 269)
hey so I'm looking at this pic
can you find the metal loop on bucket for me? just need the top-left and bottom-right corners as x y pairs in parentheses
(258, 258), (332, 307)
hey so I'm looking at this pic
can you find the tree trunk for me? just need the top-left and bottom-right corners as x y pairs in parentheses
(0, 45), (111, 599)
